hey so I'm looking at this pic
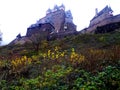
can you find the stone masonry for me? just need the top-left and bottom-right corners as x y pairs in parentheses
(85, 5), (120, 33)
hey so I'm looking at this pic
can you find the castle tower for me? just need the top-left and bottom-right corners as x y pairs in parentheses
(53, 5), (59, 12)
(65, 10), (73, 23)
(95, 8), (98, 16)
(90, 5), (113, 26)
(27, 4), (76, 36)
(46, 8), (52, 15)
(59, 4), (65, 10)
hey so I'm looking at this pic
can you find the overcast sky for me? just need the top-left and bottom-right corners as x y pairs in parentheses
(0, 0), (120, 45)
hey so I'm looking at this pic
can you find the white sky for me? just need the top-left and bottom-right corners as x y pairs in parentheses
(0, 0), (120, 45)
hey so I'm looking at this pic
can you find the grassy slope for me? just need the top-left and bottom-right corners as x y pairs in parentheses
(0, 31), (120, 89)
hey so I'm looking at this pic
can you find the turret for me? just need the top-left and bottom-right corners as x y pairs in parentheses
(95, 8), (98, 16)
(59, 4), (65, 10)
(46, 8), (52, 15)
(53, 5), (59, 12)
(65, 10), (73, 23)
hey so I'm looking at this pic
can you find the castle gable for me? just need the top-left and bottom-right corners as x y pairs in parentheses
(91, 5), (113, 21)
(89, 5), (113, 27)
(85, 6), (120, 34)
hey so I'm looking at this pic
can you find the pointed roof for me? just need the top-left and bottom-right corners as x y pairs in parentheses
(108, 6), (113, 12)
(97, 5), (113, 16)
(65, 10), (73, 19)
(16, 33), (21, 39)
(46, 8), (51, 13)
(91, 5), (113, 20)
(54, 5), (59, 10)
(60, 4), (65, 8)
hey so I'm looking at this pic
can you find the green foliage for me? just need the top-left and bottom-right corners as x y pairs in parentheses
(0, 66), (120, 90)
(73, 66), (120, 90)
(0, 31), (120, 89)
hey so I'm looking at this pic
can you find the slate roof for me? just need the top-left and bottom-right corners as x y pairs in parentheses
(91, 5), (113, 21)
(60, 4), (65, 8)
(65, 10), (73, 19)
(47, 8), (52, 13)
(54, 5), (59, 10)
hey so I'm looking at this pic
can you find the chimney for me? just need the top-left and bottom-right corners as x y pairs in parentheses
(95, 8), (98, 16)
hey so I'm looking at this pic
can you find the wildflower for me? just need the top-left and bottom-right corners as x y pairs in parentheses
(47, 50), (51, 58)
(51, 52), (55, 60)
(56, 54), (59, 59)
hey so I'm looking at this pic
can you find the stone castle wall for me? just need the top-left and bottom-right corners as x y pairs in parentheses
(26, 23), (54, 37)
(86, 14), (120, 33)
(26, 7), (76, 39)
(36, 9), (74, 33)
(48, 10), (65, 33)
(90, 12), (112, 27)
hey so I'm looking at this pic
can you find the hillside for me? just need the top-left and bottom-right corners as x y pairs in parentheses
(0, 30), (120, 89)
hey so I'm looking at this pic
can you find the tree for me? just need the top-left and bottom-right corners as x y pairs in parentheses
(29, 31), (49, 53)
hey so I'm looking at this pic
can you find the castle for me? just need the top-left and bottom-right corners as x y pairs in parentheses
(82, 5), (120, 33)
(10, 5), (120, 45)
(10, 4), (77, 45)
(26, 4), (76, 37)
(90, 5), (113, 27)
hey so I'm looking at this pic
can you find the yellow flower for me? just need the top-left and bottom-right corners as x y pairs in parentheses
(72, 48), (74, 51)
(47, 50), (51, 58)
(60, 52), (65, 57)
(51, 52), (55, 59)
(23, 56), (27, 60)
(43, 53), (47, 59)
(55, 46), (58, 51)
(56, 54), (59, 59)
